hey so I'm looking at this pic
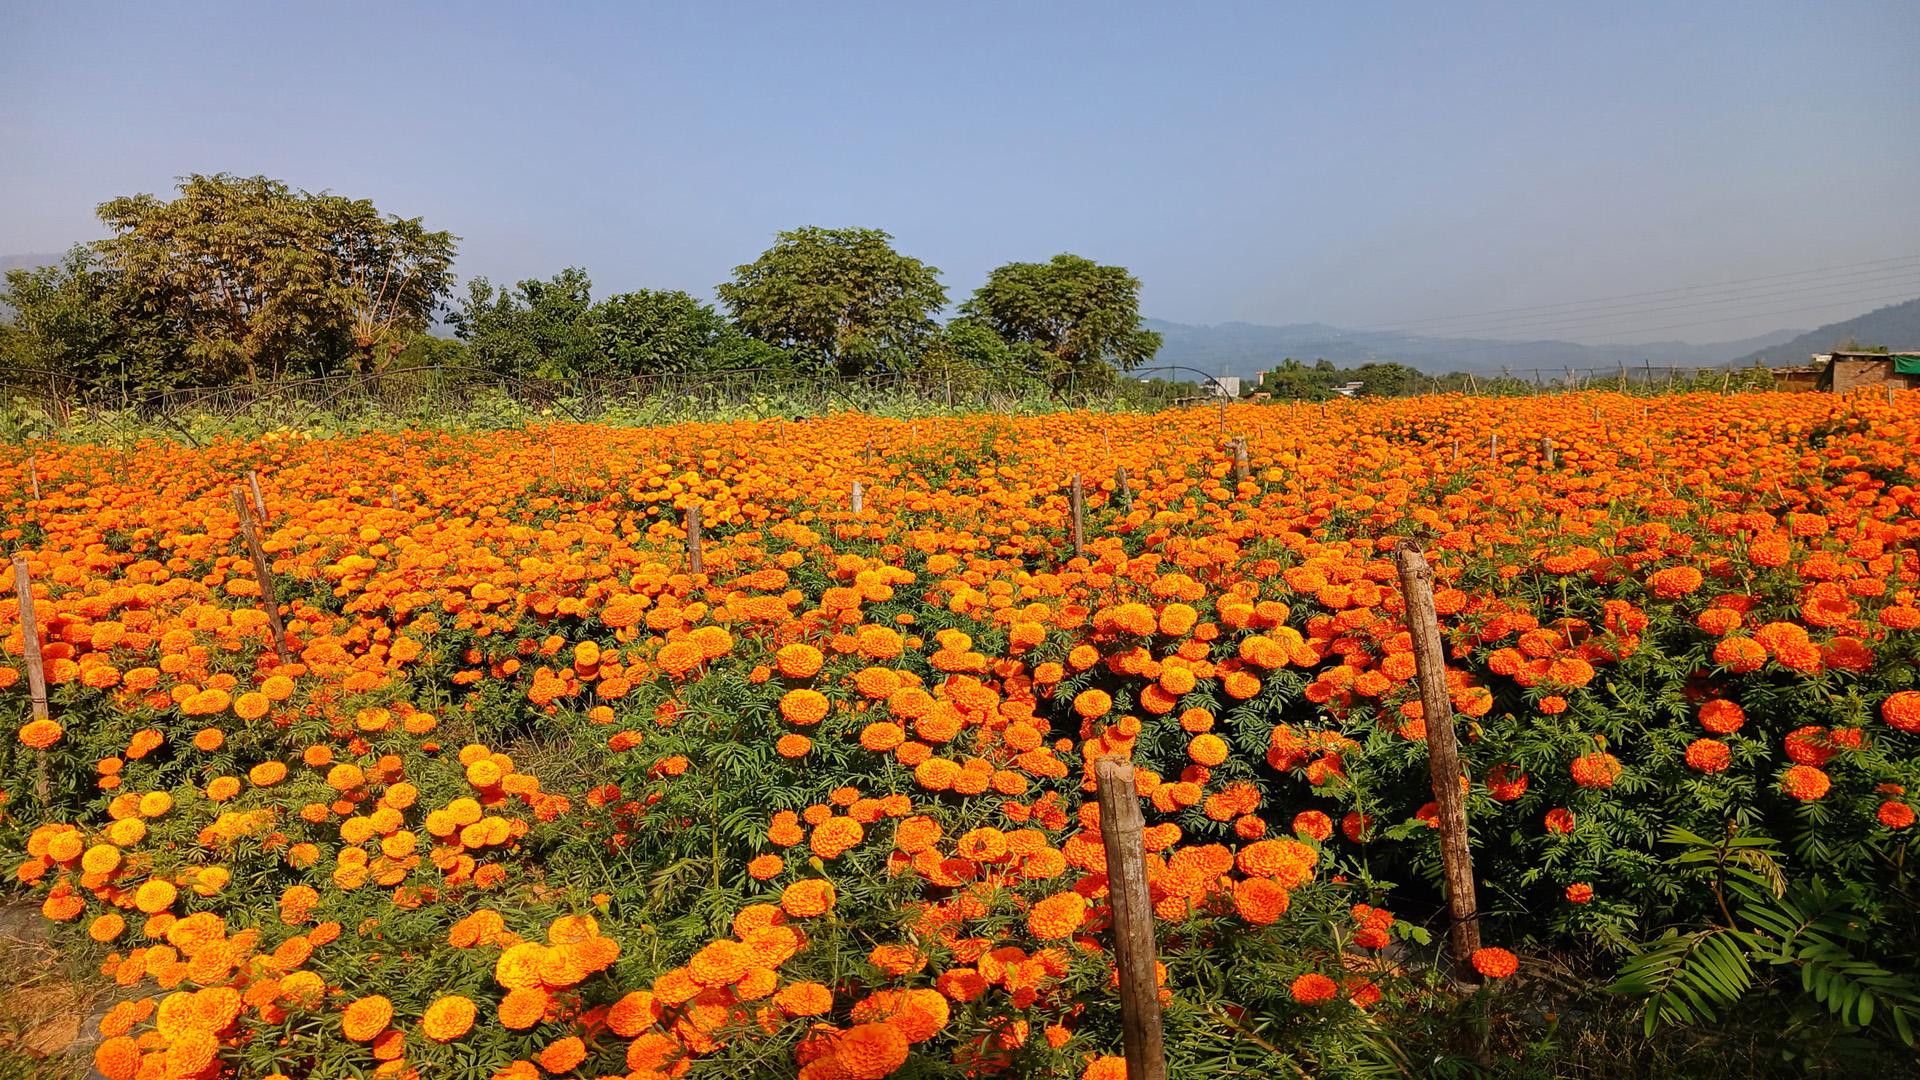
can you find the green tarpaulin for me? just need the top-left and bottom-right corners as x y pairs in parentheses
(1894, 354), (1920, 374)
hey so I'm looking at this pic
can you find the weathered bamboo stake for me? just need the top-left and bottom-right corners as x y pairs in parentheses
(1451, 438), (1461, 463)
(13, 555), (48, 722)
(864, 439), (874, 464)
(231, 488), (293, 665)
(27, 455), (39, 500)
(15, 554), (49, 804)
(1116, 465), (1131, 507)
(1392, 539), (1481, 978)
(850, 481), (863, 514)
(1489, 432), (1499, 464)
(1541, 436), (1555, 468)
(248, 470), (267, 519)
(1069, 474), (1085, 558)
(1095, 757), (1168, 1080)
(390, 486), (402, 511)
(686, 504), (703, 575)
(1233, 438), (1249, 484)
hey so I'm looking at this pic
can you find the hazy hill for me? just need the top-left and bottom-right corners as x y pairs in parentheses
(1142, 318), (1805, 382)
(1731, 298), (1920, 365)
(0, 253), (62, 274)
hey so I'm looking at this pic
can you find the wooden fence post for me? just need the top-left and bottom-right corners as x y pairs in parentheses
(390, 486), (402, 511)
(1115, 465), (1131, 507)
(14, 554), (50, 805)
(1489, 432), (1498, 464)
(686, 504), (703, 575)
(1069, 474), (1085, 558)
(1233, 438), (1249, 484)
(232, 489), (293, 665)
(851, 481), (863, 514)
(13, 555), (48, 722)
(1451, 438), (1460, 463)
(1094, 756), (1168, 1080)
(864, 439), (874, 465)
(1541, 436), (1555, 469)
(26, 456), (39, 501)
(1392, 540), (1481, 979)
(248, 470), (267, 519)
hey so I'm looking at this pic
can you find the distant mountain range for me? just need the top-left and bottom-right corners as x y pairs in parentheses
(0, 252), (63, 274)
(1730, 298), (1920, 366)
(1141, 319), (1808, 383)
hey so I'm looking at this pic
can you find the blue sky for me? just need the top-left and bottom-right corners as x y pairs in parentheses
(2, 1), (1916, 343)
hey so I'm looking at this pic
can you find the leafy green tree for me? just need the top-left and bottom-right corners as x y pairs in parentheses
(717, 227), (946, 376)
(0, 246), (193, 391)
(958, 253), (1161, 392)
(451, 270), (781, 379)
(451, 269), (602, 379)
(94, 173), (457, 381)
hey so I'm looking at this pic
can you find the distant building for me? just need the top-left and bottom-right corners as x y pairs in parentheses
(1819, 350), (1920, 393)
(1209, 376), (1240, 399)
(1331, 381), (1365, 397)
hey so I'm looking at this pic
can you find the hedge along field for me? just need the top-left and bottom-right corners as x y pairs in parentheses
(2, 390), (1918, 1080)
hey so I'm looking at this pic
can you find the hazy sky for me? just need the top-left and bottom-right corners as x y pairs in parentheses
(3, 1), (1916, 344)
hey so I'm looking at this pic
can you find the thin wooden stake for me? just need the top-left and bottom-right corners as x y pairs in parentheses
(1094, 757), (1168, 1080)
(1069, 474), (1085, 558)
(864, 439), (874, 465)
(1451, 438), (1461, 463)
(390, 486), (402, 511)
(686, 504), (703, 575)
(13, 555), (48, 723)
(27, 456), (39, 500)
(1233, 438), (1249, 484)
(231, 488), (293, 664)
(1393, 540), (1481, 979)
(1116, 465), (1131, 506)
(1489, 432), (1498, 464)
(14, 554), (49, 805)
(248, 470), (267, 519)
(1541, 436), (1555, 469)
(851, 481), (863, 514)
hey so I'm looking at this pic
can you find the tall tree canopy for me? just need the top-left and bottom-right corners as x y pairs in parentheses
(959, 254), (1161, 390)
(716, 227), (946, 376)
(93, 173), (457, 381)
(451, 269), (780, 379)
(0, 247), (192, 390)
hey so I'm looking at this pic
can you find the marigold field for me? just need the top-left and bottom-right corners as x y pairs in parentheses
(3, 391), (1919, 1079)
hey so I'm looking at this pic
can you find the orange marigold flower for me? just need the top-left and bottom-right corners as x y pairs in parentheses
(833, 1022), (909, 1080)
(1290, 973), (1338, 1004)
(1647, 566), (1704, 599)
(18, 719), (63, 749)
(1472, 947), (1519, 978)
(775, 643), (825, 678)
(341, 994), (393, 1041)
(1570, 752), (1621, 788)
(774, 981), (834, 1016)
(781, 879), (836, 918)
(1879, 802), (1916, 829)
(537, 1035), (586, 1074)
(1685, 739), (1731, 773)
(1026, 892), (1087, 939)
(1781, 765), (1831, 801)
(1233, 878), (1290, 924)
(1883, 691), (1920, 733)
(422, 995), (477, 1042)
(780, 688), (830, 725)
(1700, 699), (1745, 734)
